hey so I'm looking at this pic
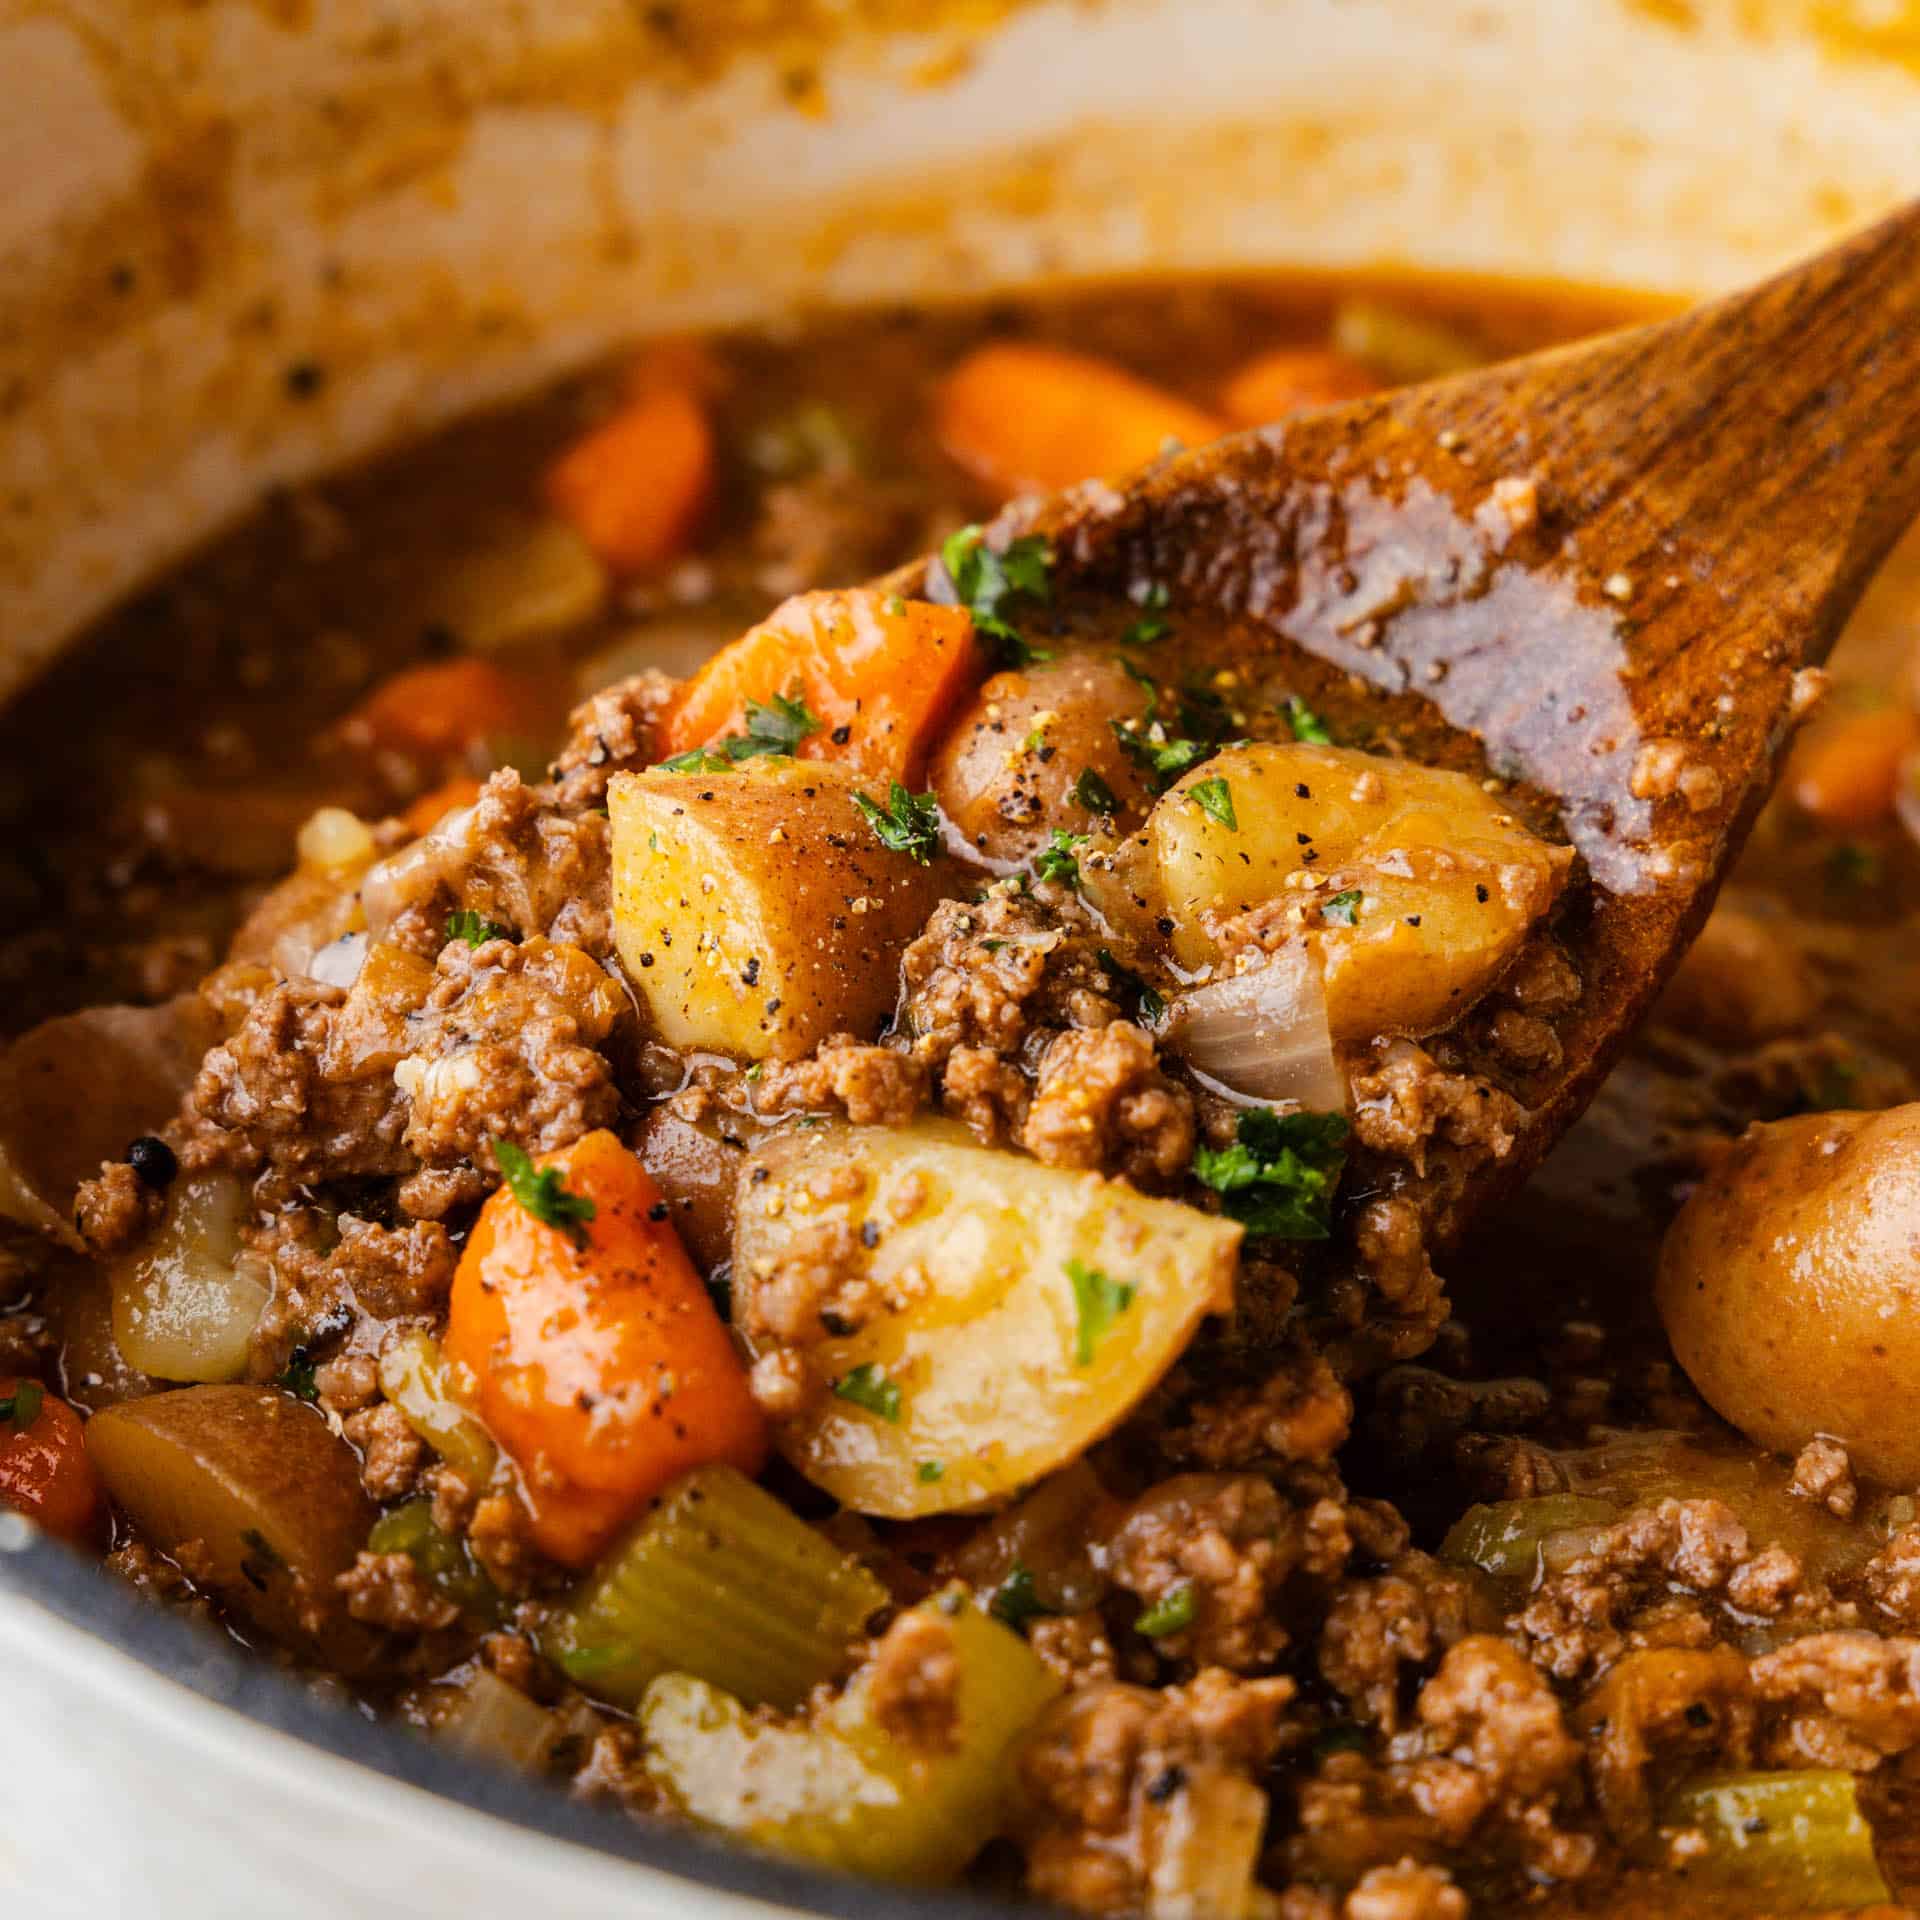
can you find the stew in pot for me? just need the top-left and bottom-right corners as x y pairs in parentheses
(3, 274), (1919, 1918)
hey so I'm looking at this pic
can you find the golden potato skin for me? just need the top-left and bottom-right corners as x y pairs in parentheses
(1657, 1105), (1920, 1484)
(610, 762), (948, 1061)
(928, 653), (1153, 866)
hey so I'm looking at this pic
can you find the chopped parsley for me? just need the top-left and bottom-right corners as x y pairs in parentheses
(0, 1382), (43, 1431)
(1134, 1584), (1197, 1637)
(1098, 948), (1167, 1024)
(445, 909), (512, 947)
(989, 1561), (1053, 1632)
(851, 781), (941, 864)
(1072, 766), (1118, 815)
(492, 1138), (597, 1246)
(1285, 696), (1333, 744)
(833, 1363), (903, 1424)
(277, 1351), (319, 1403)
(1113, 721), (1213, 789)
(917, 1460), (946, 1485)
(1189, 775), (1238, 829)
(1066, 1258), (1135, 1367)
(1192, 1107), (1350, 1240)
(939, 525), (1054, 669)
(1827, 842), (1882, 890)
(1322, 888), (1363, 927)
(656, 688), (823, 771)
(1122, 579), (1172, 647)
(1033, 829), (1087, 890)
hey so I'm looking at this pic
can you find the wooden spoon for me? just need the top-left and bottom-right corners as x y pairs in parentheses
(905, 201), (1920, 1362)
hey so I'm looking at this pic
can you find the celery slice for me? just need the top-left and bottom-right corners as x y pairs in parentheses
(366, 1498), (500, 1621)
(543, 1465), (886, 1711)
(377, 1329), (496, 1487)
(1439, 1494), (1618, 1582)
(641, 1589), (1061, 1883)
(1663, 1771), (1890, 1910)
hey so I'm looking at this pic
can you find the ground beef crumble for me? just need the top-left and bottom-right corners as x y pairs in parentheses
(1021, 1023), (1196, 1184)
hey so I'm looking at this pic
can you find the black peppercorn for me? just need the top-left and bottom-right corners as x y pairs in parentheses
(127, 1135), (178, 1190)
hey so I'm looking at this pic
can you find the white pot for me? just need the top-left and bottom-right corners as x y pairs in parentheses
(2, 3), (1917, 1913)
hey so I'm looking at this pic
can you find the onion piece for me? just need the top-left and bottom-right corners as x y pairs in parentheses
(109, 1174), (269, 1382)
(1146, 1764), (1269, 1920)
(306, 930), (369, 991)
(1162, 944), (1347, 1112)
(440, 1669), (566, 1772)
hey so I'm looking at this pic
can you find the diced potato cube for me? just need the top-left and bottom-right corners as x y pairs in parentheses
(610, 762), (947, 1061)
(1095, 742), (1569, 1040)
(733, 1118), (1241, 1516)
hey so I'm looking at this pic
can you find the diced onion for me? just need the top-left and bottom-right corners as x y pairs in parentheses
(306, 931), (368, 991)
(1163, 944), (1347, 1111)
(1147, 1765), (1269, 1920)
(109, 1174), (268, 1382)
(440, 1669), (563, 1772)
(296, 806), (376, 872)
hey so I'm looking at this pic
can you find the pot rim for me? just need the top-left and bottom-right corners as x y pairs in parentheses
(0, 1522), (1035, 1916)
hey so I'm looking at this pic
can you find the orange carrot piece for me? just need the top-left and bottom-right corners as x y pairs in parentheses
(660, 588), (981, 786)
(1, 1380), (102, 1544)
(1221, 346), (1380, 427)
(443, 1130), (765, 1567)
(934, 343), (1225, 498)
(1788, 706), (1920, 832)
(341, 659), (531, 759)
(546, 386), (714, 577)
(402, 776), (485, 836)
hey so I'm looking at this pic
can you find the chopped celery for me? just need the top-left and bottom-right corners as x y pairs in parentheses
(1331, 298), (1485, 384)
(543, 1464), (887, 1711)
(377, 1329), (496, 1487)
(366, 1499), (499, 1621)
(1663, 1771), (1890, 1910)
(1439, 1494), (1618, 1582)
(641, 1589), (1062, 1883)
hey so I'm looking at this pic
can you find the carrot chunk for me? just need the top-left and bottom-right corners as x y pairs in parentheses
(340, 658), (532, 759)
(1788, 706), (1920, 832)
(1221, 346), (1380, 427)
(402, 776), (485, 836)
(660, 588), (981, 787)
(443, 1130), (765, 1568)
(546, 385), (715, 577)
(933, 343), (1224, 498)
(0, 1379), (102, 1543)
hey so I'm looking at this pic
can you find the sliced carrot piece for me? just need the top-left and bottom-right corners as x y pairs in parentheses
(660, 588), (981, 787)
(1788, 705), (1920, 832)
(443, 1130), (765, 1567)
(934, 343), (1225, 498)
(546, 386), (714, 577)
(340, 658), (532, 759)
(402, 776), (485, 836)
(1221, 346), (1380, 427)
(1, 1380), (102, 1544)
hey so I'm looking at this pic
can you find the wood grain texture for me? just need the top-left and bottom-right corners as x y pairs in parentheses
(904, 201), (1920, 1311)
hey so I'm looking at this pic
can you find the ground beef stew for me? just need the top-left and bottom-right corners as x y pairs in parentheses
(4, 276), (1920, 1918)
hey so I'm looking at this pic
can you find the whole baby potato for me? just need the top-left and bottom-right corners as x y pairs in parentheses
(1657, 1105), (1920, 1484)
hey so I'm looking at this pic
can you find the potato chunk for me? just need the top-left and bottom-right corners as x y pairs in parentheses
(733, 1118), (1240, 1516)
(1095, 742), (1569, 1040)
(1657, 1105), (1920, 1486)
(610, 762), (947, 1061)
(929, 653), (1154, 865)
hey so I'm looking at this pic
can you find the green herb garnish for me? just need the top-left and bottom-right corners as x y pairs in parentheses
(446, 909), (512, 947)
(852, 781), (941, 864)
(1066, 1258), (1135, 1367)
(492, 1138), (597, 1246)
(1113, 722), (1212, 789)
(1189, 775), (1238, 829)
(917, 1460), (946, 1485)
(1033, 829), (1087, 890)
(0, 1382), (44, 1431)
(1121, 581), (1172, 647)
(989, 1561), (1052, 1632)
(1097, 948), (1167, 1024)
(834, 1363), (903, 1424)
(1286, 696), (1332, 744)
(1071, 767), (1118, 815)
(940, 525), (1054, 669)
(1134, 1584), (1196, 1637)
(1192, 1108), (1349, 1240)
(277, 1352), (319, 1403)
(734, 689), (823, 759)
(657, 746), (734, 773)
(1322, 888), (1363, 927)
(1827, 842), (1882, 890)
